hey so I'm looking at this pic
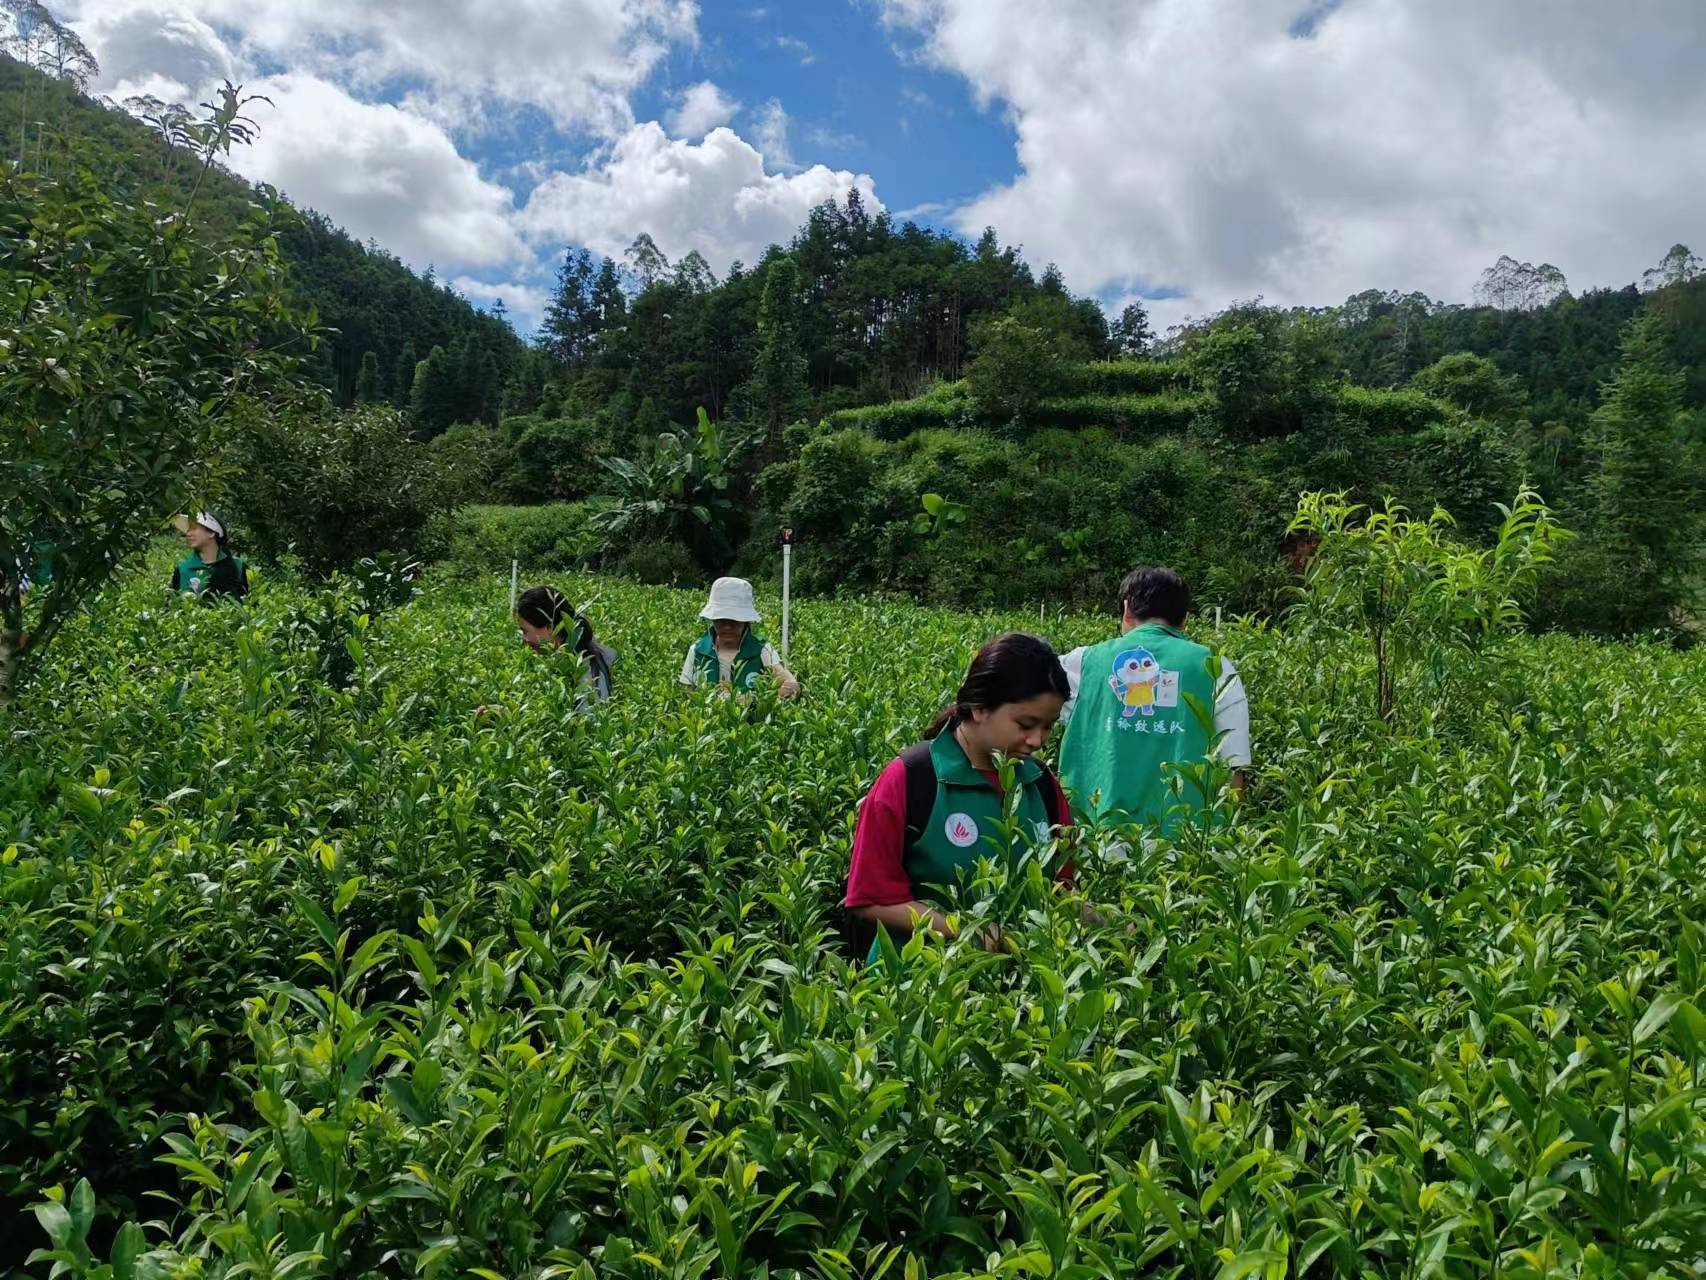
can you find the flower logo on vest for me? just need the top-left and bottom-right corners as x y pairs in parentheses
(944, 813), (980, 848)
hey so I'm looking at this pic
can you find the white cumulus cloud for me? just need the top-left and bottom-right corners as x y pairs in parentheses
(667, 80), (740, 138)
(879, 0), (1706, 317)
(68, 0), (699, 134)
(518, 122), (880, 274)
(231, 74), (525, 271)
(450, 275), (553, 332)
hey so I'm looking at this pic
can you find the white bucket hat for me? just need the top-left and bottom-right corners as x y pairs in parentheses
(699, 576), (760, 623)
(171, 511), (225, 539)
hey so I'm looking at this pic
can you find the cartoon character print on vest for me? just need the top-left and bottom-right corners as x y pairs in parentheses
(1110, 647), (1162, 716)
(693, 628), (766, 691)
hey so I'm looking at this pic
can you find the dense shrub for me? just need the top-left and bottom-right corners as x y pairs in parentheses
(500, 415), (610, 501)
(1333, 382), (1455, 433)
(439, 501), (608, 572)
(619, 538), (700, 586)
(424, 421), (514, 504)
(228, 403), (456, 575)
(823, 381), (976, 438)
(1036, 391), (1209, 434)
(1067, 358), (1192, 396)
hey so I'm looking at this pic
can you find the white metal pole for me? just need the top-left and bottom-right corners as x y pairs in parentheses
(1214, 604), (1223, 628)
(781, 542), (793, 662)
(509, 559), (519, 616)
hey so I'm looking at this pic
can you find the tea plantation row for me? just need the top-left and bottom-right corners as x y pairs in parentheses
(2, 568), (1703, 1278)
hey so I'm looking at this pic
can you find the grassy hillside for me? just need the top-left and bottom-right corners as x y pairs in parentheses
(0, 54), (521, 413)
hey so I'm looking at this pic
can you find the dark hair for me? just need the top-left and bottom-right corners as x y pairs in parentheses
(1118, 566), (1191, 628)
(516, 585), (600, 663)
(925, 632), (1070, 739)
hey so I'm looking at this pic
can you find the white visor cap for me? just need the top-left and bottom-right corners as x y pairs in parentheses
(171, 512), (225, 539)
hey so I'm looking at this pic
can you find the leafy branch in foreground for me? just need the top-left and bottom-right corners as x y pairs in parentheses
(0, 82), (311, 708)
(1287, 487), (1567, 723)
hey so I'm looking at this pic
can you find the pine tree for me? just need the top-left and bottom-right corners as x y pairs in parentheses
(1110, 302), (1153, 357)
(1582, 314), (1703, 630)
(543, 248), (596, 367)
(591, 257), (627, 335)
(354, 350), (383, 404)
(393, 340), (418, 409)
(408, 345), (456, 437)
(749, 256), (809, 439)
(453, 332), (484, 424)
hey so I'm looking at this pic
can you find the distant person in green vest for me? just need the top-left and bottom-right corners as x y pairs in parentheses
(678, 576), (801, 698)
(1057, 566), (1250, 835)
(844, 632), (1075, 961)
(169, 512), (249, 601)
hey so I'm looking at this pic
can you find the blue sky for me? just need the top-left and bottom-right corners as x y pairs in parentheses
(57, 0), (1706, 335)
(644, 4), (1016, 223)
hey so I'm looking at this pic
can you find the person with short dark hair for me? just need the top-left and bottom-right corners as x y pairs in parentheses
(844, 632), (1077, 961)
(170, 513), (248, 601)
(515, 585), (616, 702)
(1057, 567), (1250, 835)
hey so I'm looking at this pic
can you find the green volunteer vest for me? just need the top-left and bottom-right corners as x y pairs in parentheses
(1058, 623), (1218, 835)
(868, 728), (1056, 964)
(173, 551), (246, 600)
(693, 628), (767, 691)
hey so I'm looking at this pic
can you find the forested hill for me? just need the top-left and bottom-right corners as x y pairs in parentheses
(0, 54), (521, 414)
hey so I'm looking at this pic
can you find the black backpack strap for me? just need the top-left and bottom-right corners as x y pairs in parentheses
(899, 740), (937, 851)
(1033, 758), (1069, 829)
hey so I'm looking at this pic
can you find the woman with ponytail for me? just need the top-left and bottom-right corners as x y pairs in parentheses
(844, 632), (1076, 961)
(514, 584), (616, 702)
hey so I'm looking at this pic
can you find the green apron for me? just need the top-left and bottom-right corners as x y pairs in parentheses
(172, 551), (248, 600)
(1057, 623), (1218, 835)
(692, 627), (767, 691)
(868, 728), (1056, 964)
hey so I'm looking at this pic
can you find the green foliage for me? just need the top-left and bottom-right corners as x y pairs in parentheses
(1185, 306), (1341, 439)
(1068, 358), (1191, 396)
(1409, 352), (1530, 421)
(746, 255), (808, 438)
(0, 57), (522, 415)
(407, 343), (457, 438)
(1574, 314), (1705, 633)
(4, 567), (1706, 1276)
(501, 415), (609, 502)
(823, 381), (978, 438)
(1288, 488), (1567, 722)
(966, 309), (1077, 426)
(597, 408), (746, 571)
(227, 402), (456, 576)
(439, 501), (607, 573)
(1332, 382), (1455, 433)
(619, 537), (700, 586)
(0, 83), (307, 708)
(423, 421), (514, 505)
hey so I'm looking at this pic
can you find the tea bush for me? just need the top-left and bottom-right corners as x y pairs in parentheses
(4, 560), (1705, 1277)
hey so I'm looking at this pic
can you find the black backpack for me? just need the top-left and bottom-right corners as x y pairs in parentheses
(837, 744), (1068, 961)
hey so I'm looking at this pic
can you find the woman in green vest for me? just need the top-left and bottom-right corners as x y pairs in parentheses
(844, 632), (1074, 959)
(169, 512), (249, 602)
(678, 576), (800, 698)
